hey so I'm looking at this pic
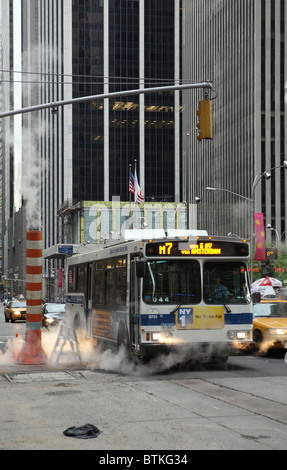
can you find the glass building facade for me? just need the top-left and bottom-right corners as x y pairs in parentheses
(1, 0), (183, 294)
(71, 0), (181, 204)
(72, 1), (105, 202)
(183, 0), (287, 244)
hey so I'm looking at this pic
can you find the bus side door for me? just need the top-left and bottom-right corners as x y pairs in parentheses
(86, 263), (93, 336)
(130, 257), (141, 351)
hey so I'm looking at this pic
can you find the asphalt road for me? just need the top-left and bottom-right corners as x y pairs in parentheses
(0, 304), (287, 452)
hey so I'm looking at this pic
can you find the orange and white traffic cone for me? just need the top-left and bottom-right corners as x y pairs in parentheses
(13, 334), (22, 361)
(17, 231), (47, 364)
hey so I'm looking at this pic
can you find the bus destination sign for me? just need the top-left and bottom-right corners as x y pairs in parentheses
(145, 240), (249, 258)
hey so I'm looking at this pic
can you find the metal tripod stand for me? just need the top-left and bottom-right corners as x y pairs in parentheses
(51, 321), (82, 364)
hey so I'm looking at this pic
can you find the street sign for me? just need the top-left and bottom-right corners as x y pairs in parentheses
(265, 248), (278, 260)
(58, 245), (74, 254)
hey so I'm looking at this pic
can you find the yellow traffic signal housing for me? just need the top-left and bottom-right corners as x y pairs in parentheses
(197, 99), (213, 141)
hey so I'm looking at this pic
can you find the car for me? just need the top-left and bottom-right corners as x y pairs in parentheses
(4, 300), (27, 323)
(42, 303), (65, 328)
(252, 298), (287, 351)
(3, 297), (11, 307)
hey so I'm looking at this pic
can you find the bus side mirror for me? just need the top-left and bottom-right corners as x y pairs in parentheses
(252, 292), (261, 304)
(136, 261), (146, 278)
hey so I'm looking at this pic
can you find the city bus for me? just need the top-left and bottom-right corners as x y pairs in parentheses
(65, 230), (253, 362)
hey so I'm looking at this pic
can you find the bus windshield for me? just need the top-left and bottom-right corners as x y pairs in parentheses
(143, 260), (201, 304)
(203, 262), (250, 304)
(142, 260), (250, 305)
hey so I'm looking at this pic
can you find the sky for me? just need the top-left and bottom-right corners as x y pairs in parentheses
(13, 0), (23, 212)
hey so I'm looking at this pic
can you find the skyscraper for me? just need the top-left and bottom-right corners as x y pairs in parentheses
(1, 1), (183, 293)
(70, 0), (182, 204)
(19, 0), (181, 244)
(183, 0), (287, 244)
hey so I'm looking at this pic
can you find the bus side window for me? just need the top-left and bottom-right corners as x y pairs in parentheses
(94, 264), (104, 305)
(115, 265), (127, 307)
(105, 265), (115, 306)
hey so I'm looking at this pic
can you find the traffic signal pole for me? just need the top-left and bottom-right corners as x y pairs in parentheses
(0, 81), (213, 365)
(0, 82), (213, 119)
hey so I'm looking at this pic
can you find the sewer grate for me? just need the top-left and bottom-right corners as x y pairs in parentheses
(4, 370), (85, 384)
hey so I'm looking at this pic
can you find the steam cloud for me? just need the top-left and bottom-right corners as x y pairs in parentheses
(21, 116), (45, 230)
(12, 43), (59, 231)
(0, 327), (237, 375)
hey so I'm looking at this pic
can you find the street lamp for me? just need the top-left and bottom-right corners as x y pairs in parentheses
(267, 224), (280, 245)
(227, 232), (241, 238)
(75, 241), (91, 253)
(205, 187), (253, 202)
(205, 160), (287, 283)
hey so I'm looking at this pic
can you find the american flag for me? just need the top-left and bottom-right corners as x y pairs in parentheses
(129, 170), (144, 204)
(129, 171), (135, 194)
(134, 170), (144, 204)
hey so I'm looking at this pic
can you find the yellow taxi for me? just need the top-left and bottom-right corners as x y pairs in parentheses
(252, 299), (287, 351)
(4, 300), (26, 323)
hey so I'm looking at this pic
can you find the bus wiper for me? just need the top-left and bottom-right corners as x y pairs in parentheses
(222, 300), (231, 313)
(170, 305), (180, 315)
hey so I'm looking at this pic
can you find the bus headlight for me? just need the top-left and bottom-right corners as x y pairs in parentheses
(152, 332), (161, 341)
(152, 330), (173, 343)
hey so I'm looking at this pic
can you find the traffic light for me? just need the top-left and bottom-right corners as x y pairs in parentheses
(197, 99), (213, 141)
(262, 264), (275, 277)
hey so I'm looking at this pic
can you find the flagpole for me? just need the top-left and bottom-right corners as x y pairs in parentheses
(129, 163), (132, 229)
(134, 159), (138, 227)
